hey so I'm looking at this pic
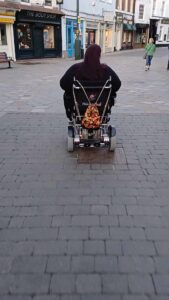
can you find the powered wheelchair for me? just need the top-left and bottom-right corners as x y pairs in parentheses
(66, 77), (117, 152)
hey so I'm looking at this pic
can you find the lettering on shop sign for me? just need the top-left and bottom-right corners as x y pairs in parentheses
(26, 11), (57, 21)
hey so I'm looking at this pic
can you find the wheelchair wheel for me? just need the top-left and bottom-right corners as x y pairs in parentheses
(67, 126), (74, 152)
(108, 125), (116, 152)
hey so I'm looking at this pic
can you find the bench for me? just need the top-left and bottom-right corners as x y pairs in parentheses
(0, 52), (13, 68)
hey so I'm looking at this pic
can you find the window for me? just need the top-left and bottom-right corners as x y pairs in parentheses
(158, 26), (162, 41)
(152, 0), (156, 15)
(122, 0), (125, 11)
(21, 0), (30, 2)
(0, 24), (7, 45)
(43, 25), (55, 49)
(139, 4), (144, 19)
(116, 0), (120, 9)
(161, 1), (165, 16)
(45, 0), (52, 6)
(127, 0), (131, 12)
(17, 23), (32, 49)
(167, 28), (169, 41)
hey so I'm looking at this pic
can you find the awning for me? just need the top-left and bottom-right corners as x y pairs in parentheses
(123, 23), (136, 31)
(136, 23), (149, 29)
(123, 23), (133, 31)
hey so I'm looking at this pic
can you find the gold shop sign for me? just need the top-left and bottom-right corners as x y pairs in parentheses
(0, 10), (15, 17)
(0, 17), (15, 24)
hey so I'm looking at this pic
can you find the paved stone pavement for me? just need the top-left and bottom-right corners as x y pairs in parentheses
(0, 48), (169, 300)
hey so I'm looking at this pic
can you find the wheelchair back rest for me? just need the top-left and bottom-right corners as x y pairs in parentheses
(72, 78), (112, 115)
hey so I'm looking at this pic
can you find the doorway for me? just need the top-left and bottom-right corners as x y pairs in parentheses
(66, 24), (74, 58)
(33, 25), (44, 58)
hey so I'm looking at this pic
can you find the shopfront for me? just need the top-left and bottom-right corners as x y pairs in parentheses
(14, 9), (63, 59)
(85, 21), (98, 48)
(133, 23), (149, 48)
(122, 22), (135, 49)
(66, 18), (84, 58)
(0, 9), (16, 60)
(105, 23), (113, 52)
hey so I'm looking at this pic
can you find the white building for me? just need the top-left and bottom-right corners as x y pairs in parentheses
(55, 0), (116, 58)
(134, 0), (151, 48)
(150, 0), (169, 46)
(115, 0), (135, 51)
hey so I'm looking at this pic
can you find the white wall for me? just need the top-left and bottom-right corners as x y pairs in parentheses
(0, 24), (16, 60)
(135, 0), (151, 24)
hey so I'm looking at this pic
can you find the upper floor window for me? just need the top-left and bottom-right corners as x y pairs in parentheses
(127, 0), (131, 12)
(45, 0), (52, 6)
(122, 0), (125, 11)
(139, 4), (144, 19)
(152, 0), (156, 15)
(116, 0), (120, 9)
(161, 1), (165, 16)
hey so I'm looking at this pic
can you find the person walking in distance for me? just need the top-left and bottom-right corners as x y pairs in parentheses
(144, 38), (156, 71)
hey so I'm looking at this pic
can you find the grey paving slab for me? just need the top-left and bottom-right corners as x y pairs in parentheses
(0, 48), (169, 299)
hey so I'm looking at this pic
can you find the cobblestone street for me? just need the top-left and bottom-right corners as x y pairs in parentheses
(0, 47), (169, 300)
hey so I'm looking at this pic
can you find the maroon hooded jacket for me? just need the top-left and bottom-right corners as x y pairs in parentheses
(60, 44), (121, 118)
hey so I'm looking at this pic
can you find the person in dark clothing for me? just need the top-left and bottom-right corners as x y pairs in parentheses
(60, 44), (121, 119)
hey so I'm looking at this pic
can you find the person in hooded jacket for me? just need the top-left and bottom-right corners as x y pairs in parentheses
(60, 44), (121, 119)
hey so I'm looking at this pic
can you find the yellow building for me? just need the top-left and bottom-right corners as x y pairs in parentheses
(0, 3), (16, 60)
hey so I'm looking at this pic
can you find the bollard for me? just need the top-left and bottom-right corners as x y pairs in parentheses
(167, 45), (169, 70)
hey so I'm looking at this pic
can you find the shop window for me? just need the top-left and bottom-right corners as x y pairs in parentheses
(158, 26), (163, 41)
(17, 23), (32, 49)
(105, 29), (112, 48)
(43, 25), (55, 49)
(139, 5), (144, 19)
(0, 24), (7, 45)
(167, 28), (169, 41)
(85, 30), (95, 47)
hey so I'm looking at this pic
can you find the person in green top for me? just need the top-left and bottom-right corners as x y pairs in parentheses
(145, 38), (156, 71)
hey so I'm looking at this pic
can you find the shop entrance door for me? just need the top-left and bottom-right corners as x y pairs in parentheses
(66, 24), (74, 57)
(33, 25), (44, 58)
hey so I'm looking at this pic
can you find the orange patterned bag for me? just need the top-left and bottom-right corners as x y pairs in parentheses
(81, 104), (101, 129)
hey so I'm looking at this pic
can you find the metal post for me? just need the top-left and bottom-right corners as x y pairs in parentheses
(167, 45), (169, 70)
(75, 0), (81, 60)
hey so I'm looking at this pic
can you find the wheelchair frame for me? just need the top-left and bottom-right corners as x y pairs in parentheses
(67, 76), (116, 152)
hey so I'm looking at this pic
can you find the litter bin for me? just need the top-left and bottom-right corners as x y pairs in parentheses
(81, 48), (84, 59)
(75, 38), (81, 60)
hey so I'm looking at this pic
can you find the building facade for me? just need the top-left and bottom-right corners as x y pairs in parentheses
(134, 0), (150, 48)
(115, 0), (135, 51)
(0, 0), (63, 60)
(150, 0), (169, 46)
(57, 0), (115, 58)
(0, 1), (17, 60)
